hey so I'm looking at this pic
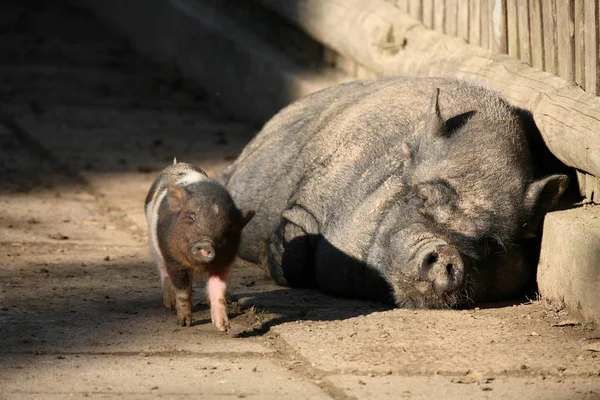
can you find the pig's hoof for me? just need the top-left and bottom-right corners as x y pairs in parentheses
(211, 310), (229, 332)
(176, 313), (193, 327)
(213, 319), (230, 332)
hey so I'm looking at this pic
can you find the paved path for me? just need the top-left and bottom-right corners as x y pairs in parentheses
(0, 1), (599, 399)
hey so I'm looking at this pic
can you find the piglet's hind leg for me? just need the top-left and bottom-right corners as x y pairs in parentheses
(207, 267), (231, 332)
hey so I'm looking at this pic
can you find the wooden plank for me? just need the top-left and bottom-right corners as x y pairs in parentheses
(542, 0), (558, 74)
(408, 0), (423, 20)
(528, 0), (544, 69)
(517, 0), (531, 64)
(396, 0), (410, 13)
(556, 0), (575, 82)
(422, 0), (434, 28)
(584, 0), (599, 94)
(469, 0), (481, 45)
(574, 0), (585, 87)
(481, 0), (490, 48)
(489, 0), (507, 53)
(457, 0), (470, 40)
(446, 0), (458, 36)
(506, 0), (519, 58)
(433, 0), (445, 32)
(256, 0), (600, 178)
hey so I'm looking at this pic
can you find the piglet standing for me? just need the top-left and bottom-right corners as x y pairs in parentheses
(145, 160), (254, 331)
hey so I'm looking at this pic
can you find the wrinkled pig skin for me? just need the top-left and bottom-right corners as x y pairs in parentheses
(218, 78), (569, 308)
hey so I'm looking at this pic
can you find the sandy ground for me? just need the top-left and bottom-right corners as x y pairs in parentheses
(0, 1), (599, 399)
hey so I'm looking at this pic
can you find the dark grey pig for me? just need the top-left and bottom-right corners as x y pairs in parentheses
(145, 161), (254, 330)
(218, 77), (569, 308)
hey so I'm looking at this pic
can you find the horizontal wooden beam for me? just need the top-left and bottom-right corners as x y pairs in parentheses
(257, 0), (600, 179)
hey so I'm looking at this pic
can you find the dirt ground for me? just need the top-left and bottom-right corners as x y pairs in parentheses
(0, 1), (599, 399)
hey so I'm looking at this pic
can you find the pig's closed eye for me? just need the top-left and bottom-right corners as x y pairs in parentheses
(184, 212), (197, 223)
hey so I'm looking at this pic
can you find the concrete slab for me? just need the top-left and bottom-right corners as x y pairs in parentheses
(538, 206), (600, 322)
(328, 374), (600, 400)
(0, 355), (330, 399)
(272, 306), (600, 377)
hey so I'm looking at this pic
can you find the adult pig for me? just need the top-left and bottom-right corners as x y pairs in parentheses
(218, 78), (568, 308)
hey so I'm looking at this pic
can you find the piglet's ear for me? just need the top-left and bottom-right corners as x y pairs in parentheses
(522, 174), (569, 238)
(166, 184), (187, 212)
(238, 209), (255, 229)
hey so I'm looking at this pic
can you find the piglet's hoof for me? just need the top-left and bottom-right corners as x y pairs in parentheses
(176, 312), (193, 327)
(211, 307), (229, 332)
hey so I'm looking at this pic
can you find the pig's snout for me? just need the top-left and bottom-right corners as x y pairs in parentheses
(419, 245), (465, 293)
(190, 240), (215, 263)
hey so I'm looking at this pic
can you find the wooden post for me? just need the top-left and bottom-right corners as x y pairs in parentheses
(457, 0), (470, 41)
(556, 0), (575, 82)
(584, 0), (599, 95)
(542, 0), (558, 74)
(529, 0), (544, 70)
(517, 0), (531, 64)
(422, 0), (434, 28)
(446, 0), (458, 36)
(469, 0), (481, 45)
(433, 0), (445, 32)
(481, 0), (490, 48)
(408, 0), (423, 21)
(506, 0), (520, 58)
(574, 0), (585, 87)
(489, 0), (508, 53)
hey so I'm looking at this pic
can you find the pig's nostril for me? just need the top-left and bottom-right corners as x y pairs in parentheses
(427, 253), (438, 265)
(446, 263), (454, 276)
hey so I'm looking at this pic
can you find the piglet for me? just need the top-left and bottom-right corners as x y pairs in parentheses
(145, 160), (254, 331)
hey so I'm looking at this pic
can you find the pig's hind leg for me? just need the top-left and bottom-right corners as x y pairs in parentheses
(207, 266), (231, 332)
(264, 207), (318, 288)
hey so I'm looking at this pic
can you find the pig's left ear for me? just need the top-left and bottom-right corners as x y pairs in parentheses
(166, 184), (187, 212)
(237, 209), (255, 229)
(522, 174), (569, 238)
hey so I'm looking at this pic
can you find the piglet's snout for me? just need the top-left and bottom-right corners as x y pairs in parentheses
(419, 244), (465, 293)
(190, 240), (216, 263)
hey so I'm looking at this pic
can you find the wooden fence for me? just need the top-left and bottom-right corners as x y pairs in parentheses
(389, 0), (600, 96)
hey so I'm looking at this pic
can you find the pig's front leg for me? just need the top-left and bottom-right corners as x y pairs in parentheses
(168, 265), (194, 327)
(207, 266), (231, 332)
(161, 276), (177, 310)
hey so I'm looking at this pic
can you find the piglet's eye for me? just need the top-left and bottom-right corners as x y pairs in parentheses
(184, 212), (197, 223)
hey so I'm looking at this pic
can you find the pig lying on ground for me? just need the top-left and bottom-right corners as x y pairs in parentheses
(145, 161), (254, 330)
(218, 77), (569, 308)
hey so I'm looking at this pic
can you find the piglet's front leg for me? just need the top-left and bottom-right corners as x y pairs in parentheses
(168, 267), (194, 327)
(207, 266), (232, 332)
(174, 282), (193, 327)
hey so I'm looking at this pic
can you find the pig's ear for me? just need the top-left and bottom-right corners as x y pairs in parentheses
(237, 209), (255, 229)
(166, 184), (187, 212)
(425, 88), (447, 138)
(522, 174), (569, 238)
